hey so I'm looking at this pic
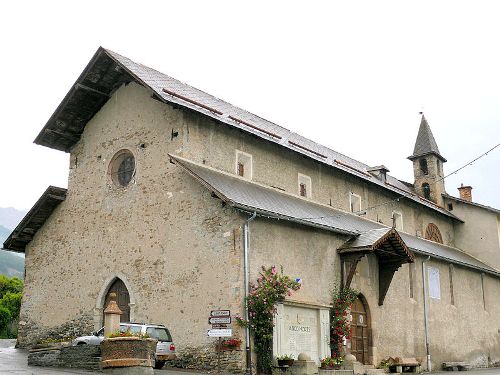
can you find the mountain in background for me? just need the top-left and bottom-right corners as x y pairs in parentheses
(0, 208), (26, 278)
(0, 207), (26, 230)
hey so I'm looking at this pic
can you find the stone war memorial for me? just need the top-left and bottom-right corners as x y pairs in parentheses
(4, 47), (500, 374)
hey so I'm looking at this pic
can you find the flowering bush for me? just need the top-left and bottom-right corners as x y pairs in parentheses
(321, 355), (343, 368)
(330, 283), (358, 359)
(107, 330), (150, 339)
(221, 338), (241, 347)
(236, 266), (301, 374)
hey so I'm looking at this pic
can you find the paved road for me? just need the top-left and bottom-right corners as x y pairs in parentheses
(1, 339), (500, 374)
(0, 339), (207, 375)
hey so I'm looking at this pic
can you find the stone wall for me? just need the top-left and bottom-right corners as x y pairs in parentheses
(18, 313), (93, 349)
(170, 345), (245, 373)
(28, 345), (101, 370)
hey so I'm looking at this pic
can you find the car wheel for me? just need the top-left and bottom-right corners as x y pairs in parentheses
(154, 360), (166, 369)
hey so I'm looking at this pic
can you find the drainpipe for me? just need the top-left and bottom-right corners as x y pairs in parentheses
(243, 211), (257, 375)
(422, 256), (431, 372)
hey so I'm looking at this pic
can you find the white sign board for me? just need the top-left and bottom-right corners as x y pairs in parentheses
(210, 310), (230, 317)
(209, 317), (231, 324)
(207, 329), (232, 337)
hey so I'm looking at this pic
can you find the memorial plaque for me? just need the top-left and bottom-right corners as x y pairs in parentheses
(280, 306), (319, 361)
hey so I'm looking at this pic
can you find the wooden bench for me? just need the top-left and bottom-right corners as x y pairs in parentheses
(442, 362), (471, 371)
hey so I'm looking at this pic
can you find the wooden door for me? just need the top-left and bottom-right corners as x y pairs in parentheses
(350, 297), (369, 364)
(103, 279), (130, 323)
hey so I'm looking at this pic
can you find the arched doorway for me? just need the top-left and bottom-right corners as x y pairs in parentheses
(350, 296), (371, 364)
(103, 278), (130, 323)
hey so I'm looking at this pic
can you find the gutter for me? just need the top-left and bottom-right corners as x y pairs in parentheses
(243, 211), (257, 375)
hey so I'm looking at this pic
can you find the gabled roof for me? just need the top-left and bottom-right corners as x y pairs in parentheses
(443, 193), (500, 214)
(408, 115), (446, 162)
(170, 154), (500, 277)
(3, 186), (67, 252)
(35, 47), (459, 221)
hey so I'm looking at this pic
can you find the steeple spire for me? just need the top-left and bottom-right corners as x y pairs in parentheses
(408, 114), (446, 162)
(408, 114), (447, 206)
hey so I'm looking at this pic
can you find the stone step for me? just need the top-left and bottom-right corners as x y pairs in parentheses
(365, 369), (387, 375)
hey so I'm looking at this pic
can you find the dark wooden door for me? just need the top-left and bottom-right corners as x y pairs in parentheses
(103, 279), (130, 323)
(350, 297), (369, 364)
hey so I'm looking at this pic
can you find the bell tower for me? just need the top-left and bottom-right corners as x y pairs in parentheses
(408, 114), (447, 207)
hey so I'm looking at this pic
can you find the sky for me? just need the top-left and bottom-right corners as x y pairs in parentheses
(0, 1), (499, 211)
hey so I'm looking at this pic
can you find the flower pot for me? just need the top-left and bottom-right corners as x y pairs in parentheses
(278, 359), (295, 367)
(101, 337), (157, 369)
(321, 364), (342, 370)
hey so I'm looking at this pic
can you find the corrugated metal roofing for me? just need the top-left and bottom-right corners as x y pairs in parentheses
(99, 48), (459, 221)
(170, 154), (500, 277)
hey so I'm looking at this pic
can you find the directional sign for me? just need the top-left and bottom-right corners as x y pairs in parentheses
(207, 329), (232, 337)
(210, 310), (230, 317)
(211, 323), (228, 329)
(209, 316), (231, 325)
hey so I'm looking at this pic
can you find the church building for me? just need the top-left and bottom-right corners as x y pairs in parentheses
(4, 47), (500, 372)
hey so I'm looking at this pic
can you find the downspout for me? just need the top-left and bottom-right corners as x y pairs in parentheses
(422, 256), (431, 372)
(244, 211), (257, 375)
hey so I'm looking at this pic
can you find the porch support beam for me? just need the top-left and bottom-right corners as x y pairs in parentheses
(378, 260), (403, 305)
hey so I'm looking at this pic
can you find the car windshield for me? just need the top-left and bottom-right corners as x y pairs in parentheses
(120, 325), (142, 334)
(146, 327), (172, 342)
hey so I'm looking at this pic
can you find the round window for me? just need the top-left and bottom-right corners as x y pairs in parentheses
(109, 150), (135, 187)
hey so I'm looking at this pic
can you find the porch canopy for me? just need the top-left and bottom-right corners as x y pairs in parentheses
(338, 227), (415, 305)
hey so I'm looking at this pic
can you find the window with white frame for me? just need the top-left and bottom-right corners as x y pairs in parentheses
(349, 193), (361, 213)
(235, 150), (252, 180)
(298, 174), (312, 198)
(392, 211), (403, 231)
(428, 266), (441, 299)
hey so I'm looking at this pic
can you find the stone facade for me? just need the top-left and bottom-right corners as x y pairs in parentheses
(12, 55), (500, 373)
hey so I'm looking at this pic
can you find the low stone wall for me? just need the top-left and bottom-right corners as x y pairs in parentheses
(28, 345), (101, 371)
(169, 345), (245, 373)
(18, 313), (94, 348)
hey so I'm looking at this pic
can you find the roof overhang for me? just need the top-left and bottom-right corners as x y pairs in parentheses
(338, 228), (415, 305)
(408, 151), (447, 163)
(3, 186), (67, 252)
(34, 48), (134, 151)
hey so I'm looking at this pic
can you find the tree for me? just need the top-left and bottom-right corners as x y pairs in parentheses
(0, 275), (23, 338)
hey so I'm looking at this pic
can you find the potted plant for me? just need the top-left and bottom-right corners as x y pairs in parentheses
(276, 354), (295, 367)
(218, 338), (242, 351)
(101, 330), (157, 371)
(320, 355), (343, 370)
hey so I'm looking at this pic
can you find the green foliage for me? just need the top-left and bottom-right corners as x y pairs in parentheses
(276, 354), (294, 360)
(236, 266), (301, 374)
(0, 275), (23, 296)
(330, 283), (358, 358)
(0, 306), (11, 327)
(0, 292), (22, 318)
(107, 330), (150, 339)
(0, 275), (23, 338)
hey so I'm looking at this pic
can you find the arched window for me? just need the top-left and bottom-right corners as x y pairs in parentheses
(422, 183), (431, 200)
(419, 159), (428, 175)
(425, 223), (443, 244)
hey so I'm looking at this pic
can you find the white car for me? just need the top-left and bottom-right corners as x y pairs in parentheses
(72, 322), (176, 369)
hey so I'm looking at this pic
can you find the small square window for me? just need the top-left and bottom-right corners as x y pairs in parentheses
(235, 150), (252, 180)
(349, 193), (361, 213)
(298, 174), (312, 199)
(392, 211), (403, 231)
